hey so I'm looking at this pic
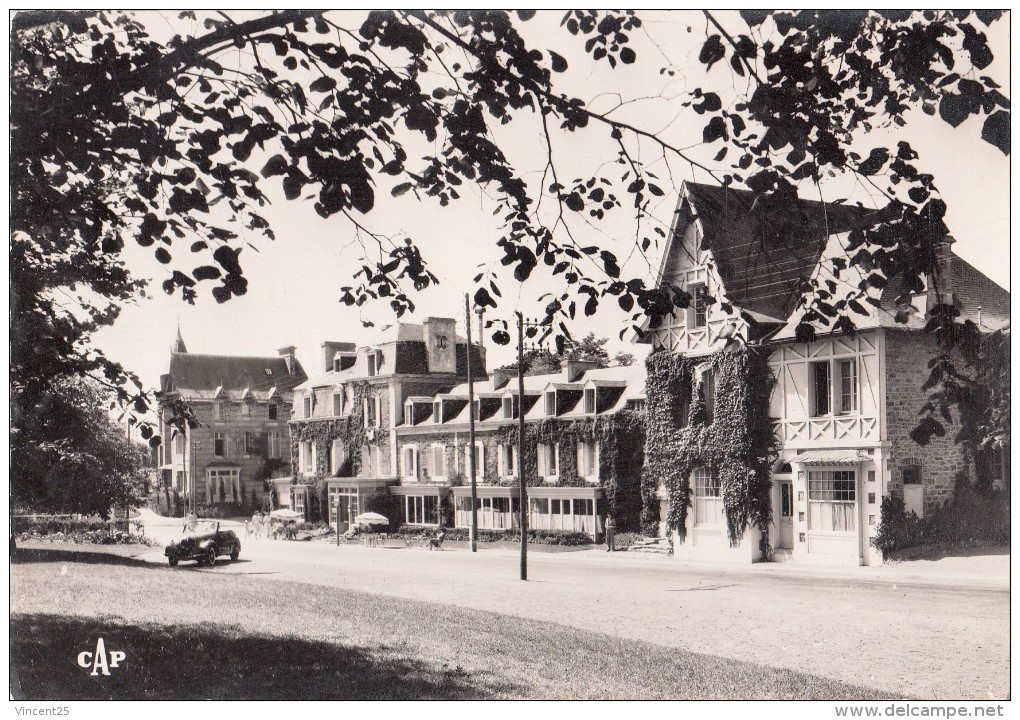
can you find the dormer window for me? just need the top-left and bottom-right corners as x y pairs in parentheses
(502, 396), (519, 419)
(433, 401), (442, 424)
(583, 388), (596, 415)
(332, 391), (344, 416)
(472, 399), (480, 422)
(367, 353), (377, 377)
(303, 396), (312, 419)
(264, 368), (273, 377)
(334, 359), (342, 372)
(544, 391), (556, 417)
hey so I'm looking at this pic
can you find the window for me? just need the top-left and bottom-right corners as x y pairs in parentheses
(502, 396), (514, 419)
(244, 431), (256, 455)
(433, 401), (442, 424)
(206, 468), (240, 504)
(331, 439), (346, 474)
(499, 443), (517, 477)
(464, 442), (484, 479)
(268, 403), (278, 421)
(303, 396), (312, 419)
(538, 442), (559, 479)
(364, 396), (378, 428)
(430, 445), (446, 480)
(334, 358), (342, 372)
(577, 441), (598, 480)
(212, 402), (222, 420)
(692, 466), (723, 526)
(332, 392), (344, 416)
(240, 401), (251, 415)
(811, 359), (859, 417)
(691, 284), (708, 328)
(293, 490), (306, 515)
(471, 400), (480, 422)
(573, 498), (594, 516)
(402, 445), (419, 480)
(405, 495), (440, 525)
(174, 432), (185, 455)
(838, 359), (858, 414)
(214, 432), (225, 457)
(626, 398), (646, 412)
(808, 470), (856, 532)
(545, 392), (556, 417)
(367, 353), (377, 376)
(702, 370), (716, 424)
(583, 388), (596, 414)
(267, 430), (281, 459)
(781, 483), (793, 518)
(810, 362), (831, 416)
(300, 442), (315, 476)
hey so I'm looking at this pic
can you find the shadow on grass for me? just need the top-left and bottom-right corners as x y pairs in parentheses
(11, 613), (512, 700)
(12, 546), (154, 568)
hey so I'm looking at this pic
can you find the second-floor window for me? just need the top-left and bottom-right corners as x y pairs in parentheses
(300, 442), (315, 475)
(810, 359), (859, 417)
(402, 446), (418, 480)
(537, 442), (559, 479)
(332, 392), (344, 416)
(364, 396), (379, 428)
(214, 432), (225, 456)
(267, 430), (281, 459)
(244, 431), (256, 454)
(430, 445), (446, 479)
(303, 396), (312, 418)
(268, 403), (278, 420)
(499, 443), (517, 477)
(577, 441), (598, 479)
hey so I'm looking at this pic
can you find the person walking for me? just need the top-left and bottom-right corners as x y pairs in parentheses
(605, 515), (616, 552)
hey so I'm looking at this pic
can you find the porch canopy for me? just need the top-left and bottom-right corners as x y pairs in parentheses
(789, 450), (869, 466)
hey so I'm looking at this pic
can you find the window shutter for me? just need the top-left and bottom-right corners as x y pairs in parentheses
(537, 444), (546, 477)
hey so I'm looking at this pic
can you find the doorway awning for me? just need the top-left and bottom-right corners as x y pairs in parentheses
(789, 450), (869, 466)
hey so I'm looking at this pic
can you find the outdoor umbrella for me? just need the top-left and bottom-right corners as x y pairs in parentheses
(270, 509), (303, 520)
(353, 512), (389, 526)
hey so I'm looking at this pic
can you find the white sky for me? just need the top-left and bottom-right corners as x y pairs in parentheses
(89, 10), (1011, 388)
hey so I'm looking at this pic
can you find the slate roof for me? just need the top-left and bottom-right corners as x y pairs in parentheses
(162, 352), (307, 401)
(681, 182), (877, 321)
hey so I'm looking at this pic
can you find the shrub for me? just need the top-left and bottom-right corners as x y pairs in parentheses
(873, 476), (1010, 558)
(392, 526), (593, 546)
(13, 516), (157, 546)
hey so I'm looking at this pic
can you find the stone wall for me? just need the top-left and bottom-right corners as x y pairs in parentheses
(883, 329), (969, 513)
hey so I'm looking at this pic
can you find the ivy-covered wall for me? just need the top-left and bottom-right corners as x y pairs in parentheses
(495, 412), (645, 531)
(289, 382), (370, 521)
(641, 348), (776, 549)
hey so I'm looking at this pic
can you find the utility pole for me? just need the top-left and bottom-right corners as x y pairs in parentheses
(465, 294), (478, 553)
(515, 312), (531, 581)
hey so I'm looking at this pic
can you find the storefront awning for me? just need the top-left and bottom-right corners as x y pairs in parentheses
(789, 450), (869, 466)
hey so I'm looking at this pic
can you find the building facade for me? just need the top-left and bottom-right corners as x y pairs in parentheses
(642, 181), (1009, 566)
(156, 332), (306, 513)
(393, 361), (646, 538)
(287, 317), (486, 525)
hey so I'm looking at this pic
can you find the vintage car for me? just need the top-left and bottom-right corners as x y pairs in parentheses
(164, 520), (241, 567)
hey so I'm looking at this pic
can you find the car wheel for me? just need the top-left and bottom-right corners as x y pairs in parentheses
(230, 543), (240, 561)
(167, 553), (178, 567)
(205, 546), (217, 567)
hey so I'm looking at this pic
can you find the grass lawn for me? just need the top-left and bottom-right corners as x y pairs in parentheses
(11, 544), (897, 700)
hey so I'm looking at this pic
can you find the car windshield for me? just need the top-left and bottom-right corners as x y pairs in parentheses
(185, 520), (219, 535)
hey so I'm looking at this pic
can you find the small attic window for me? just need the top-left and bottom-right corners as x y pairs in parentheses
(264, 368), (273, 376)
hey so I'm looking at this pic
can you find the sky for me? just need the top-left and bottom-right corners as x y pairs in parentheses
(88, 10), (1011, 390)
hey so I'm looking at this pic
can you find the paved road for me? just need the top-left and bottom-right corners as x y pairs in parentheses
(137, 511), (1009, 700)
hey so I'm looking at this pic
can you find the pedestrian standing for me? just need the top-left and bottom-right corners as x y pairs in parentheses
(605, 515), (616, 552)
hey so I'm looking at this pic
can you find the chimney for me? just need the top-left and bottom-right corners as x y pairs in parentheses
(278, 346), (296, 375)
(321, 340), (356, 372)
(565, 359), (600, 383)
(492, 367), (517, 389)
(926, 235), (957, 314)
